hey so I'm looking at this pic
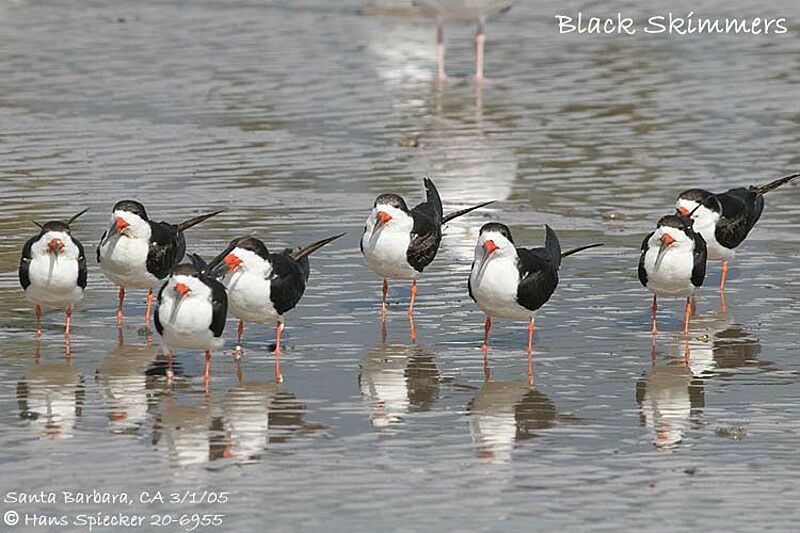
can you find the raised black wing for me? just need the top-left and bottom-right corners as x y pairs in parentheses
(206, 277), (228, 338)
(147, 221), (186, 280)
(75, 237), (88, 290)
(515, 247), (559, 312)
(406, 210), (442, 273)
(18, 236), (35, 290)
(691, 231), (707, 288)
(638, 232), (653, 288)
(268, 253), (307, 316)
(713, 189), (762, 250)
(153, 282), (167, 336)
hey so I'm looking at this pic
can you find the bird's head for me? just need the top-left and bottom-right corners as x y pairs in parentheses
(476, 222), (515, 261)
(109, 200), (150, 239)
(368, 194), (412, 232)
(167, 264), (209, 302)
(676, 189), (720, 229)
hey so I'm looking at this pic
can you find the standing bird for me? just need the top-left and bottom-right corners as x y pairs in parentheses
(469, 223), (602, 361)
(361, 178), (492, 327)
(638, 214), (707, 336)
(414, 0), (512, 82)
(676, 172), (799, 291)
(209, 233), (344, 376)
(97, 200), (221, 328)
(19, 209), (89, 339)
(154, 255), (227, 390)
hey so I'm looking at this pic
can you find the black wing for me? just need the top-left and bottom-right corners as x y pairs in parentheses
(713, 189), (763, 250)
(638, 232), (653, 288)
(268, 253), (307, 316)
(75, 237), (88, 290)
(153, 282), (167, 336)
(467, 260), (475, 302)
(515, 247), (558, 312)
(406, 210), (442, 273)
(206, 277), (228, 338)
(18, 236), (35, 290)
(691, 231), (707, 288)
(406, 178), (445, 272)
(96, 230), (106, 263)
(147, 222), (186, 280)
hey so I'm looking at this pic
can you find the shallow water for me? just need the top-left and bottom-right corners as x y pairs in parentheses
(1, 0), (800, 531)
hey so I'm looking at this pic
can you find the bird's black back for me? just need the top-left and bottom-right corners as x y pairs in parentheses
(515, 227), (562, 312)
(407, 178), (444, 272)
(713, 188), (764, 250)
(147, 221), (187, 280)
(268, 252), (308, 316)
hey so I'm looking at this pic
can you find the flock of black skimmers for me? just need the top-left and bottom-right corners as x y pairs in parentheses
(18, 172), (798, 391)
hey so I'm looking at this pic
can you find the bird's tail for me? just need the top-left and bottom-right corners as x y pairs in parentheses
(290, 233), (346, 262)
(543, 225), (562, 267)
(442, 201), (494, 224)
(68, 208), (90, 226)
(177, 210), (223, 232)
(187, 253), (209, 274)
(753, 172), (800, 195)
(422, 177), (444, 222)
(561, 243), (604, 259)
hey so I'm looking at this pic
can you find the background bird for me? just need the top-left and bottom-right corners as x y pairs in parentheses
(97, 199), (221, 328)
(638, 214), (707, 337)
(154, 254), (227, 391)
(18, 209), (88, 341)
(361, 177), (492, 336)
(676, 172), (799, 290)
(469, 223), (602, 364)
(414, 0), (512, 81)
(209, 233), (344, 377)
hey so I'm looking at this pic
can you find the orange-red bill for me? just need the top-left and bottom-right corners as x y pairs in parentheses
(174, 282), (190, 296)
(483, 239), (498, 254)
(377, 211), (392, 225)
(115, 217), (130, 232)
(224, 254), (242, 272)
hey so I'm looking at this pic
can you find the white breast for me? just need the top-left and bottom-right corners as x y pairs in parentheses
(25, 255), (82, 309)
(362, 226), (418, 280)
(643, 246), (696, 298)
(470, 257), (530, 320)
(157, 292), (222, 351)
(99, 235), (160, 288)
(224, 270), (277, 322)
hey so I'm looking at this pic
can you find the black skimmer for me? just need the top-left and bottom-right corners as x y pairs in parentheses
(154, 254), (227, 391)
(18, 209), (89, 340)
(361, 177), (492, 331)
(209, 233), (344, 375)
(676, 172), (799, 290)
(638, 214), (707, 336)
(468, 223), (602, 363)
(97, 200), (221, 328)
(414, 0), (512, 81)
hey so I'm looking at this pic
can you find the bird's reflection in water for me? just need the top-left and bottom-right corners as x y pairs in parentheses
(638, 301), (763, 450)
(96, 329), (162, 434)
(466, 361), (557, 463)
(17, 342), (84, 439)
(152, 393), (214, 468)
(221, 379), (323, 463)
(636, 359), (704, 451)
(359, 342), (441, 427)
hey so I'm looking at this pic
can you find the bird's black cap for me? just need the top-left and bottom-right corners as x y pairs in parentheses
(374, 193), (409, 213)
(233, 236), (270, 260)
(112, 200), (148, 220)
(479, 222), (514, 244)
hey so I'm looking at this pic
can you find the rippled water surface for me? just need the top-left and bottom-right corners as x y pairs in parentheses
(1, 0), (800, 531)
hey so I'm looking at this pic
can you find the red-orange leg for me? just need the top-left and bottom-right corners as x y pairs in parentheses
(65, 305), (72, 337)
(381, 279), (388, 319)
(144, 289), (153, 328)
(204, 350), (212, 393)
(651, 296), (658, 336)
(234, 320), (245, 358)
(407, 279), (417, 317)
(116, 287), (125, 325)
(35, 305), (42, 337)
(683, 297), (692, 336)
(408, 313), (417, 343)
(720, 261), (728, 291)
(481, 316), (492, 353)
